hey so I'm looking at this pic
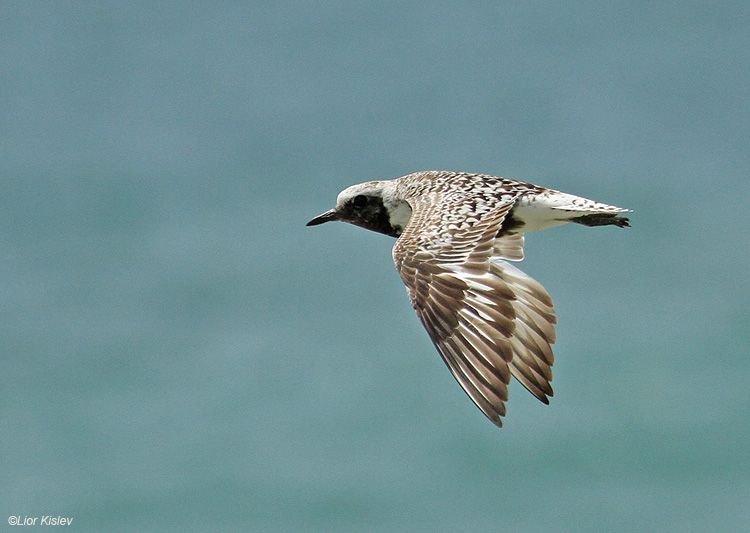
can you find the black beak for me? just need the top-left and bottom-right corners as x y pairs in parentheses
(306, 208), (339, 226)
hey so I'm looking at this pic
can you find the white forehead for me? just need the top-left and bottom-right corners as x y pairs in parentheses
(336, 180), (390, 206)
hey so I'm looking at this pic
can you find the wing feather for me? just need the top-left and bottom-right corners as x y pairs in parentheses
(394, 195), (558, 427)
(435, 339), (508, 422)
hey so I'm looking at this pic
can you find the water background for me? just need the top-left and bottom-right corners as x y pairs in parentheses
(2, 2), (748, 531)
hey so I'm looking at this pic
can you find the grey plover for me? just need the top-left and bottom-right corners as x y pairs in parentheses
(307, 171), (630, 427)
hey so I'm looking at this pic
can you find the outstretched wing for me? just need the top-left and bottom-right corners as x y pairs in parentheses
(393, 199), (557, 427)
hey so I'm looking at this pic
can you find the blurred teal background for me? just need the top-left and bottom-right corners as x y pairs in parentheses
(2, 2), (748, 531)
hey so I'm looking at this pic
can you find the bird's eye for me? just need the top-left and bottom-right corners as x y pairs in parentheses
(352, 195), (368, 208)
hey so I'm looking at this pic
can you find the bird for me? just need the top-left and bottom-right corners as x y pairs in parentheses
(307, 171), (630, 427)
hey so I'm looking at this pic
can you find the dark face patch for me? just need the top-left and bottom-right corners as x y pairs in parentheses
(338, 195), (400, 238)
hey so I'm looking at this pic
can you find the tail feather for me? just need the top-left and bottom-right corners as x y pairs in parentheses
(570, 213), (630, 227)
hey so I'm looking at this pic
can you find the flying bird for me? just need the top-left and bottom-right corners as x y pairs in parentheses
(307, 171), (630, 427)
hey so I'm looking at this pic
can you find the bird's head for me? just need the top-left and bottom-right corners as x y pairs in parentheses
(306, 180), (412, 238)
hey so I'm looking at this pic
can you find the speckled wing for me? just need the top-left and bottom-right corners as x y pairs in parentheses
(393, 199), (557, 427)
